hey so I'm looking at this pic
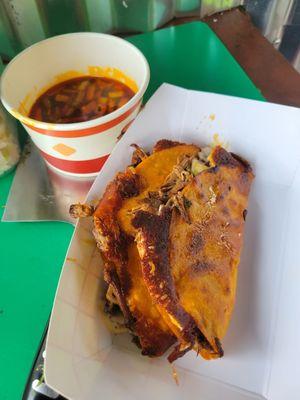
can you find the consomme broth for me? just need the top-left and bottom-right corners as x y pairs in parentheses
(29, 76), (136, 124)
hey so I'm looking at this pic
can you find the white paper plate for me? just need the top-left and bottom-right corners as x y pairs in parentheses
(45, 84), (300, 400)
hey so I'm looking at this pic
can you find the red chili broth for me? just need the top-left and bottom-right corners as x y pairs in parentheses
(29, 76), (135, 124)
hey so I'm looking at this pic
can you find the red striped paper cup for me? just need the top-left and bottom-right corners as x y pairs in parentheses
(0, 33), (149, 177)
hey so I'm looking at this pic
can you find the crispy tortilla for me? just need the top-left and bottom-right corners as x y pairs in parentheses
(93, 141), (199, 356)
(132, 146), (254, 360)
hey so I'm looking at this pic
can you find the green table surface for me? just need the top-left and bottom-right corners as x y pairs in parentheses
(0, 22), (264, 400)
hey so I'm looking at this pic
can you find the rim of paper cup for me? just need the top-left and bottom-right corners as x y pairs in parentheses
(0, 32), (150, 131)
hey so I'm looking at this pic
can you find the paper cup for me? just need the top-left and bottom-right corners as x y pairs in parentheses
(0, 33), (150, 177)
